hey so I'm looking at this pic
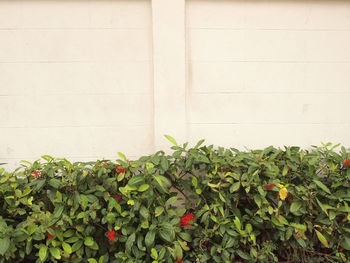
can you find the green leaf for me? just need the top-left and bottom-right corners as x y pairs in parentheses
(234, 216), (241, 231)
(128, 174), (145, 186)
(165, 196), (178, 207)
(160, 156), (169, 171)
(178, 232), (192, 242)
(313, 179), (331, 194)
(316, 198), (328, 216)
(63, 229), (75, 238)
(290, 200), (302, 214)
(84, 237), (94, 247)
(117, 172), (124, 182)
(145, 230), (155, 248)
(192, 176), (198, 188)
(315, 229), (329, 248)
(155, 206), (164, 217)
(138, 184), (150, 192)
(286, 227), (293, 240)
(34, 179), (46, 191)
(106, 212), (116, 224)
(174, 244), (183, 259)
(194, 139), (205, 148)
(26, 240), (32, 255)
(118, 152), (127, 160)
(49, 247), (61, 259)
(296, 237), (306, 248)
(219, 192), (226, 203)
(340, 237), (350, 250)
(236, 249), (250, 260)
(49, 178), (62, 189)
(125, 233), (136, 252)
(230, 182), (240, 193)
(39, 246), (48, 261)
(159, 229), (174, 242)
(153, 175), (166, 192)
(71, 240), (83, 252)
(65, 236), (79, 243)
(257, 186), (265, 197)
(246, 224), (252, 234)
(253, 195), (262, 208)
(56, 191), (62, 202)
(140, 206), (149, 219)
(88, 259), (98, 263)
(290, 223), (306, 231)
(282, 165), (288, 176)
(277, 215), (289, 225)
(80, 194), (89, 211)
(151, 248), (158, 259)
(164, 135), (178, 146)
(62, 242), (72, 254)
(0, 237), (10, 256)
(53, 204), (64, 218)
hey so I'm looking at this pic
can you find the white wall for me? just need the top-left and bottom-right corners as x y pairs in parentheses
(0, 0), (154, 169)
(187, 0), (350, 149)
(0, 0), (349, 170)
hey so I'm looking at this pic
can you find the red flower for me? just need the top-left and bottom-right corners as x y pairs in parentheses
(31, 170), (42, 179)
(46, 233), (53, 239)
(107, 230), (116, 241)
(344, 159), (349, 165)
(180, 212), (194, 228)
(264, 182), (274, 190)
(116, 164), (127, 174)
(114, 194), (122, 203)
(176, 258), (184, 263)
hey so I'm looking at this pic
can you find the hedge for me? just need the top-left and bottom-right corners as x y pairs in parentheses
(0, 137), (350, 263)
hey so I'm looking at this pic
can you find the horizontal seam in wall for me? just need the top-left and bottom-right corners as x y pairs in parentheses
(191, 91), (350, 94)
(189, 122), (350, 125)
(0, 27), (151, 30)
(0, 93), (151, 97)
(0, 124), (151, 129)
(187, 27), (350, 32)
(187, 60), (350, 63)
(0, 60), (152, 64)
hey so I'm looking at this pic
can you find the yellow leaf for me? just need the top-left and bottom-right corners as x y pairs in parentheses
(279, 187), (288, 200)
(276, 183), (284, 188)
(315, 229), (329, 248)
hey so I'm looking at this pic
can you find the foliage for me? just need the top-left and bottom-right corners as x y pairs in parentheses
(0, 138), (350, 263)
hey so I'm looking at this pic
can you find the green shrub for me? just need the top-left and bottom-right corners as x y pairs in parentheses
(0, 138), (349, 263)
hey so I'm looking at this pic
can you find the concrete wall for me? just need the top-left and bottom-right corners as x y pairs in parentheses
(0, 0), (349, 170)
(186, 0), (350, 149)
(0, 0), (154, 169)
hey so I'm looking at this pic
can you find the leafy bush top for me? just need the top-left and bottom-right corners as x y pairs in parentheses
(0, 138), (350, 263)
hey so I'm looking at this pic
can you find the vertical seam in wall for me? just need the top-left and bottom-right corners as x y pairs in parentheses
(150, 0), (156, 153)
(184, 0), (190, 139)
